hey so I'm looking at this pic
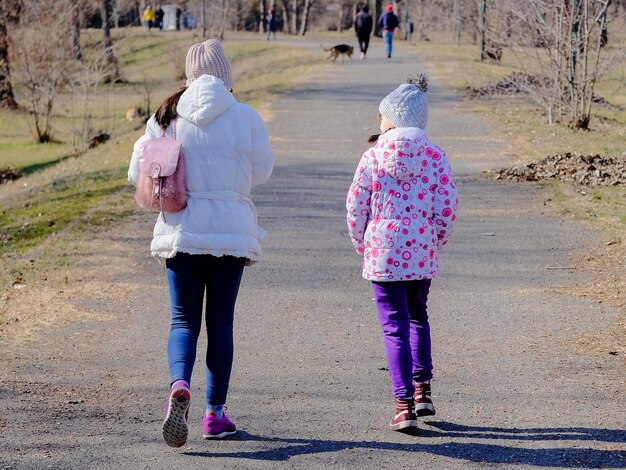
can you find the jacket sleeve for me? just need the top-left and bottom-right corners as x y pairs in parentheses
(250, 111), (274, 187)
(432, 151), (458, 249)
(346, 152), (372, 255)
(128, 115), (160, 187)
(391, 14), (399, 30)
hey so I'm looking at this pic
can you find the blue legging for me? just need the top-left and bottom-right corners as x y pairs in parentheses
(383, 31), (394, 57)
(165, 253), (245, 405)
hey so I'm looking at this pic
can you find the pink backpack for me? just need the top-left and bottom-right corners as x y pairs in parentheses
(135, 119), (187, 214)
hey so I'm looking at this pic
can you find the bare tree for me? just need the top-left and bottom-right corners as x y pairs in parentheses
(68, 45), (113, 154)
(260, 0), (268, 32)
(233, 0), (244, 30)
(291, 0), (299, 33)
(219, 0), (229, 39)
(0, 0), (20, 109)
(203, 0), (207, 36)
(281, 0), (292, 33)
(373, 0), (382, 36)
(72, 1), (83, 60)
(491, 0), (624, 129)
(102, 0), (122, 83)
(299, 0), (314, 34)
(10, 0), (76, 142)
(479, 0), (487, 60)
(187, 0), (223, 37)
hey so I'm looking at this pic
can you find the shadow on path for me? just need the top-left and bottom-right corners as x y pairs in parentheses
(183, 422), (626, 467)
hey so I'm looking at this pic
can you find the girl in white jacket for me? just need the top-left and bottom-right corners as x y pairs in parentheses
(128, 40), (274, 446)
(346, 74), (458, 433)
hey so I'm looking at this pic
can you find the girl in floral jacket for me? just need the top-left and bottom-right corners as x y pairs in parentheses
(346, 74), (458, 432)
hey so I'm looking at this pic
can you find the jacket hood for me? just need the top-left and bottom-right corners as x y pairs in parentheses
(177, 74), (237, 127)
(375, 127), (430, 180)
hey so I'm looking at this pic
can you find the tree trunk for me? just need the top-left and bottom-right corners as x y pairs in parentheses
(259, 0), (267, 32)
(234, 0), (243, 30)
(291, 0), (298, 34)
(454, 0), (461, 45)
(374, 0), (382, 36)
(281, 0), (291, 33)
(0, 3), (17, 109)
(219, 0), (228, 39)
(298, 0), (313, 35)
(202, 0), (207, 38)
(102, 0), (120, 83)
(479, 0), (487, 60)
(72, 1), (82, 60)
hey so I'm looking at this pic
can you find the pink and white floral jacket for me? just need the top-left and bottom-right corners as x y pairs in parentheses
(346, 127), (458, 281)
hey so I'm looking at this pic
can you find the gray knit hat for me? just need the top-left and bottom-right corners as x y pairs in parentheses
(185, 39), (234, 89)
(379, 74), (429, 129)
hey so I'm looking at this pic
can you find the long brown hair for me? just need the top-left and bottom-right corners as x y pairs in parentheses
(155, 87), (187, 130)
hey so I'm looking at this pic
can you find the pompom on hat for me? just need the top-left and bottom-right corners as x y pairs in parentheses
(185, 39), (234, 89)
(379, 73), (429, 130)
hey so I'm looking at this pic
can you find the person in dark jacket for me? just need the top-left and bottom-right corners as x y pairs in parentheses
(155, 6), (164, 31)
(378, 4), (399, 58)
(354, 4), (373, 59)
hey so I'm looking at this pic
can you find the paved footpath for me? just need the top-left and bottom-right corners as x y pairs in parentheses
(1, 40), (624, 469)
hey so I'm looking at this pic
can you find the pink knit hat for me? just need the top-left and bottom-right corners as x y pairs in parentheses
(185, 39), (234, 89)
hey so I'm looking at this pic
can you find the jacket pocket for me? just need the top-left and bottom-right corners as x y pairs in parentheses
(364, 218), (401, 251)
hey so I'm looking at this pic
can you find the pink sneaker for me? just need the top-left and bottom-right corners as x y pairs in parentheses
(202, 411), (237, 439)
(162, 383), (190, 447)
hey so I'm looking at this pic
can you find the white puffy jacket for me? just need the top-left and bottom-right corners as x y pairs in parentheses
(128, 75), (274, 261)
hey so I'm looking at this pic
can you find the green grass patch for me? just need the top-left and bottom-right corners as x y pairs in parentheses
(0, 137), (69, 172)
(0, 31), (324, 317)
(0, 167), (128, 256)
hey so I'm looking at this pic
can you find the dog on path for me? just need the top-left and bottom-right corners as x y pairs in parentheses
(321, 44), (354, 62)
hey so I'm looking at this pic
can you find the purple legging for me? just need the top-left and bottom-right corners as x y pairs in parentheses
(372, 279), (433, 399)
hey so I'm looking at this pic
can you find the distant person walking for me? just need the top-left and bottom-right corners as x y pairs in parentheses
(142, 5), (156, 31)
(266, 8), (277, 40)
(155, 5), (165, 31)
(346, 74), (458, 432)
(176, 7), (182, 30)
(378, 4), (399, 58)
(354, 4), (373, 59)
(128, 39), (274, 446)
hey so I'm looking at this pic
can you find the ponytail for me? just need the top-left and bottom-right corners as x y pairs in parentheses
(155, 87), (187, 130)
(367, 133), (380, 144)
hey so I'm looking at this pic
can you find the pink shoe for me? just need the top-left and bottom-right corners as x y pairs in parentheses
(162, 382), (190, 447)
(202, 411), (237, 439)
(360, 52), (365, 59)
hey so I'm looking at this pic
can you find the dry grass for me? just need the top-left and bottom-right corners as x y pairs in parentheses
(412, 34), (625, 356)
(0, 30), (325, 334)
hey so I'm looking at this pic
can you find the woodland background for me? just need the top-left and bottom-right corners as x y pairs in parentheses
(0, 1), (624, 333)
